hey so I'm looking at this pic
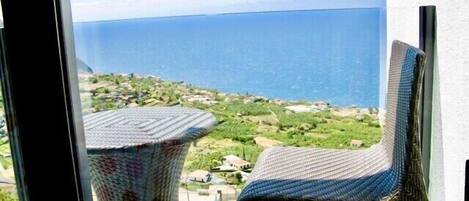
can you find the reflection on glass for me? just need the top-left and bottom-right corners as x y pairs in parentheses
(0, 87), (18, 201)
(0, 9), (19, 199)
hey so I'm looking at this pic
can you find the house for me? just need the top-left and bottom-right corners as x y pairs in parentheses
(350, 140), (364, 148)
(212, 165), (237, 172)
(182, 95), (218, 105)
(187, 170), (212, 183)
(223, 155), (251, 170)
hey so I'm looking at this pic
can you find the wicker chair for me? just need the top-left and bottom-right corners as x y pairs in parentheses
(238, 41), (428, 201)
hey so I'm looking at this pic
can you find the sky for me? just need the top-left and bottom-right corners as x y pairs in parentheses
(71, 0), (385, 22)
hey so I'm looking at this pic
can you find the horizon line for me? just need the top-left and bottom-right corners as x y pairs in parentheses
(73, 7), (383, 24)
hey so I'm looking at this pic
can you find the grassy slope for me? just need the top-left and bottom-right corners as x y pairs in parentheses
(0, 74), (382, 195)
(81, 74), (382, 173)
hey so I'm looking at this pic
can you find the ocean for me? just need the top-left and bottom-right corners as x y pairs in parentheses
(73, 8), (381, 107)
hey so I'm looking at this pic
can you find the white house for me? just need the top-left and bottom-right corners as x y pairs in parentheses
(223, 155), (251, 170)
(187, 170), (212, 183)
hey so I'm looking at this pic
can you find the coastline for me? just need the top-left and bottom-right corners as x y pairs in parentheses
(79, 72), (382, 159)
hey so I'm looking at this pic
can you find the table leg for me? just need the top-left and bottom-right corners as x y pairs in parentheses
(89, 143), (190, 201)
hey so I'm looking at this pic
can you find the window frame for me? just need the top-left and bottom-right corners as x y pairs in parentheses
(0, 0), (92, 200)
(419, 5), (436, 188)
(0, 1), (438, 201)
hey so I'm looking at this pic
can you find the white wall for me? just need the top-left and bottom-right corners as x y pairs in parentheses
(387, 1), (469, 200)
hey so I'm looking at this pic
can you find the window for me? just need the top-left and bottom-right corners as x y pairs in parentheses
(0, 71), (19, 201)
(0, 1), (93, 200)
(0, 12), (19, 201)
(1, 1), (468, 201)
(70, 1), (385, 200)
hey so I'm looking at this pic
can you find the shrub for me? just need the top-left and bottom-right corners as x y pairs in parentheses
(0, 190), (17, 201)
(95, 87), (110, 94)
(89, 77), (98, 84)
(209, 119), (255, 142)
(187, 151), (223, 170)
(367, 121), (381, 128)
(223, 101), (270, 116)
(227, 172), (243, 185)
(278, 113), (319, 130)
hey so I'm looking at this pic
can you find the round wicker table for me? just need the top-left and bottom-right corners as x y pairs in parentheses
(83, 107), (216, 201)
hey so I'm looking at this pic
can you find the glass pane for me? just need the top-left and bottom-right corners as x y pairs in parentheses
(0, 11), (20, 201)
(70, 1), (385, 200)
(0, 96), (17, 201)
(0, 89), (18, 201)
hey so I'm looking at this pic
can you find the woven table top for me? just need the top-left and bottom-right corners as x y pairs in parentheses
(83, 107), (216, 151)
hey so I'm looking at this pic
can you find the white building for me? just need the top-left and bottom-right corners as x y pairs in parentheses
(182, 95), (218, 105)
(223, 155), (251, 170)
(187, 170), (212, 183)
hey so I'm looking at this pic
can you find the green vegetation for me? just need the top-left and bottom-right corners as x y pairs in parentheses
(0, 73), (384, 194)
(180, 182), (210, 191)
(210, 119), (256, 142)
(0, 124), (15, 201)
(80, 74), (184, 113)
(80, 73), (383, 188)
(0, 189), (17, 201)
(186, 141), (262, 171)
(221, 101), (271, 116)
(277, 112), (319, 130)
(0, 88), (16, 200)
(0, 139), (12, 169)
(0, 135), (16, 201)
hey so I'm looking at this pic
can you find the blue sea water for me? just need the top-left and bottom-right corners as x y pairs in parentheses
(73, 9), (381, 107)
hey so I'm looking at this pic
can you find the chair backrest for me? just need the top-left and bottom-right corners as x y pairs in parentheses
(381, 41), (426, 197)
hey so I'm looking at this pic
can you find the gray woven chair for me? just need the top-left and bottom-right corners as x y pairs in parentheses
(238, 41), (428, 201)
